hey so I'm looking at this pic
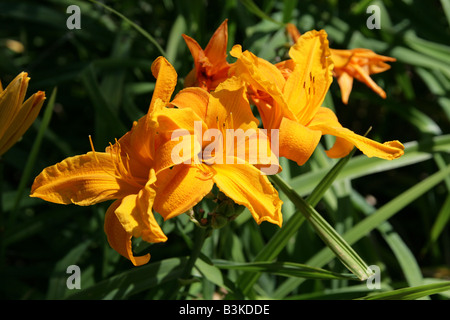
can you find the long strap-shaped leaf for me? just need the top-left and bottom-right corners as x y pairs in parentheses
(65, 257), (188, 299)
(237, 148), (356, 296)
(88, 0), (167, 57)
(274, 163), (450, 298)
(356, 281), (450, 300)
(212, 260), (358, 281)
(270, 174), (373, 281)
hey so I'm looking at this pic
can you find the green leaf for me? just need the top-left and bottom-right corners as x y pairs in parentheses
(65, 257), (188, 300)
(390, 46), (450, 74)
(80, 65), (127, 142)
(274, 164), (450, 298)
(404, 30), (450, 65)
(282, 0), (298, 23)
(357, 282), (450, 300)
(165, 14), (187, 64)
(88, 0), (166, 56)
(270, 174), (372, 281)
(8, 87), (57, 226)
(239, 0), (284, 26)
(46, 240), (92, 299)
(351, 192), (425, 291)
(195, 258), (241, 295)
(214, 260), (359, 281)
(441, 0), (450, 27)
(427, 194), (450, 249)
(289, 135), (450, 197)
(237, 149), (356, 295)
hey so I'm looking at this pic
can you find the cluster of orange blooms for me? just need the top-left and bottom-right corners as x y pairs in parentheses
(1, 20), (403, 266)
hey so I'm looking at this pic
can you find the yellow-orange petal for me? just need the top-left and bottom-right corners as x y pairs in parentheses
(0, 72), (29, 140)
(153, 164), (214, 220)
(336, 72), (354, 105)
(309, 107), (405, 159)
(286, 30), (334, 124)
(330, 48), (396, 102)
(153, 106), (207, 136)
(203, 19), (229, 73)
(182, 33), (206, 75)
(30, 152), (141, 205)
(154, 133), (202, 173)
(207, 76), (259, 131)
(279, 117), (322, 166)
(212, 159), (283, 227)
(183, 67), (199, 88)
(275, 59), (296, 81)
(286, 23), (301, 43)
(230, 45), (287, 102)
(115, 182), (167, 243)
(148, 56), (177, 113)
(0, 90), (45, 156)
(182, 20), (230, 91)
(169, 87), (210, 120)
(104, 199), (150, 266)
(330, 49), (353, 69)
(232, 128), (281, 174)
(352, 63), (387, 99)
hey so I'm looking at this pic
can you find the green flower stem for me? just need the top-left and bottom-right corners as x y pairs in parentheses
(173, 225), (210, 300)
(182, 226), (209, 279)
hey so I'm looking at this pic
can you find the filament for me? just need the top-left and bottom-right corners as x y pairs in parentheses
(88, 135), (145, 189)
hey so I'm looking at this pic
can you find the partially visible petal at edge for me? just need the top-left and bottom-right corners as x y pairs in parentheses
(0, 91), (45, 156)
(104, 199), (150, 266)
(309, 107), (405, 160)
(212, 160), (283, 227)
(0, 72), (29, 139)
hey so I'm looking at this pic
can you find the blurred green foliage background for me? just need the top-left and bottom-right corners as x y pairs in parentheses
(0, 0), (449, 300)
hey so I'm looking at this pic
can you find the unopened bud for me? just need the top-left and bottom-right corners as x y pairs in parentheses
(211, 214), (228, 229)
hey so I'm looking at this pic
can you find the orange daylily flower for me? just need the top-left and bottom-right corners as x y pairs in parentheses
(151, 76), (283, 227)
(0, 72), (45, 156)
(182, 19), (231, 91)
(329, 48), (397, 104)
(230, 29), (404, 166)
(285, 23), (396, 104)
(30, 57), (208, 266)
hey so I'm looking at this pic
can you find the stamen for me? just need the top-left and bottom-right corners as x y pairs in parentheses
(228, 112), (234, 129)
(88, 135), (100, 163)
(88, 136), (145, 189)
